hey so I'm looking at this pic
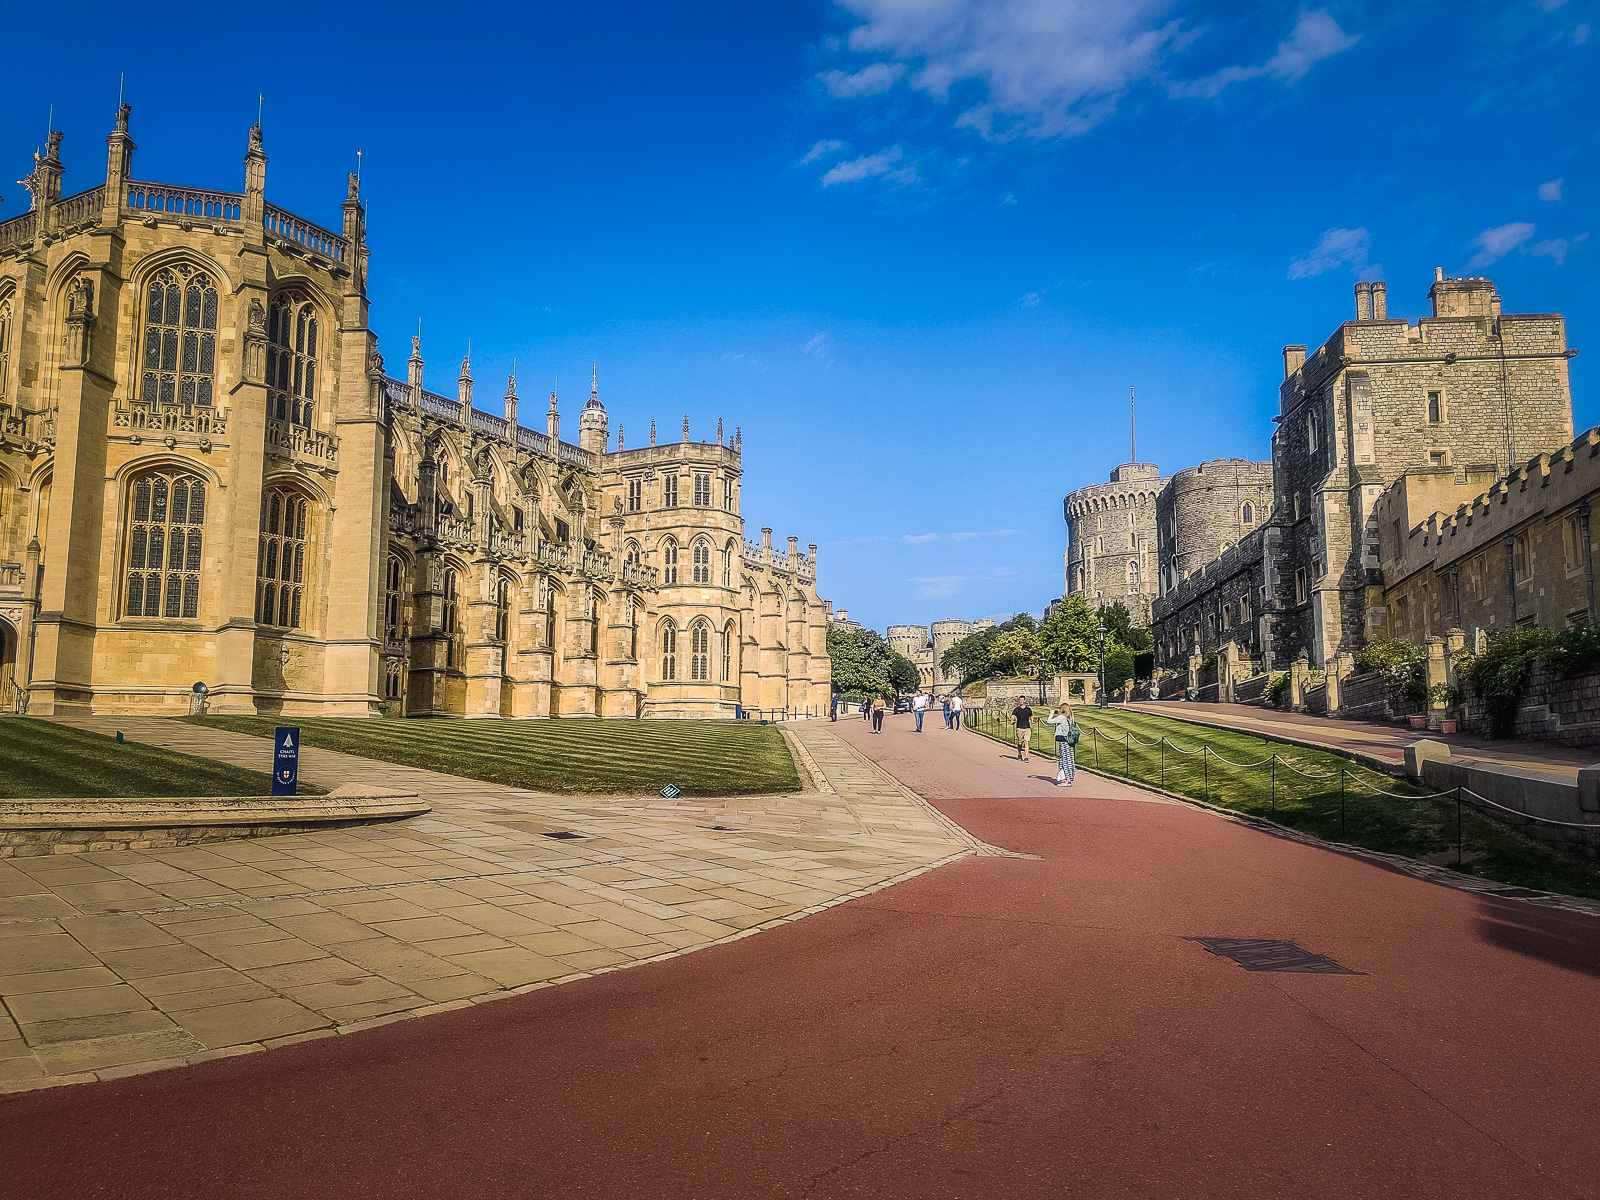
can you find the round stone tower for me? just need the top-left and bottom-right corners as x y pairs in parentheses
(1063, 463), (1165, 626)
(886, 624), (929, 660)
(1154, 458), (1274, 595)
(929, 619), (974, 690)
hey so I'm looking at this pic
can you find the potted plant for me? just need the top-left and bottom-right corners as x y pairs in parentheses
(1429, 683), (1463, 734)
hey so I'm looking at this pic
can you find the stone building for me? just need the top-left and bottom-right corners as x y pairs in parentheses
(886, 617), (995, 691)
(1151, 272), (1577, 674)
(0, 109), (831, 719)
(1063, 462), (1164, 625)
(1155, 458), (1274, 594)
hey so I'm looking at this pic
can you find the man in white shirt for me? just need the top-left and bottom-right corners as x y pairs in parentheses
(912, 690), (929, 733)
(949, 692), (963, 730)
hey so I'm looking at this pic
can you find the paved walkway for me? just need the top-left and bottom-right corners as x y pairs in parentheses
(6, 712), (1599, 1199)
(1129, 699), (1600, 778)
(0, 719), (976, 1092)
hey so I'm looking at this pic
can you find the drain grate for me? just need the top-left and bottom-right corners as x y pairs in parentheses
(1189, 937), (1361, 975)
(542, 831), (585, 841)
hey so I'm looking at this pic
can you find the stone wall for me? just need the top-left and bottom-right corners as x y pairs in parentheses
(1457, 663), (1600, 748)
(1156, 458), (1274, 593)
(1064, 462), (1164, 626)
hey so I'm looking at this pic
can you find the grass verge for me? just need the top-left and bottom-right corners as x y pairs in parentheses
(186, 715), (802, 796)
(0, 718), (279, 799)
(968, 705), (1600, 901)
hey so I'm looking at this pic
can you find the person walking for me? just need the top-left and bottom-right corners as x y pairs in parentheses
(871, 694), (886, 734)
(830, 693), (839, 722)
(950, 692), (963, 730)
(941, 694), (953, 730)
(861, 697), (871, 722)
(912, 690), (928, 733)
(1046, 703), (1079, 786)
(1010, 696), (1034, 762)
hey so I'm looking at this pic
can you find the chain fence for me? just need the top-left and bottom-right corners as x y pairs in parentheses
(963, 706), (1600, 870)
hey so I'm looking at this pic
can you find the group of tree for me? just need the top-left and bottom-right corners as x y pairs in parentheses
(938, 598), (1153, 694)
(827, 628), (922, 698)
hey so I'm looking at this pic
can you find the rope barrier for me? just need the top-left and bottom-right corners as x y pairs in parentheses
(1460, 787), (1600, 830)
(1198, 746), (1275, 770)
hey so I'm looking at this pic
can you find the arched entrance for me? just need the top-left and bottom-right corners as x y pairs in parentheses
(0, 616), (16, 712)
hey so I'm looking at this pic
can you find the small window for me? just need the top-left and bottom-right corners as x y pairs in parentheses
(690, 621), (710, 681)
(1294, 568), (1308, 605)
(1563, 515), (1584, 572)
(512, 507), (524, 531)
(1428, 451), (1446, 468)
(1513, 533), (1531, 582)
(660, 620), (677, 680)
(663, 475), (679, 507)
(1241, 502), (1254, 525)
(662, 539), (678, 585)
(694, 473), (711, 507)
(554, 518), (569, 543)
(1307, 409), (1319, 452)
(722, 479), (734, 512)
(692, 540), (711, 584)
(1427, 391), (1443, 423)
(627, 478), (642, 512)
(495, 575), (513, 643)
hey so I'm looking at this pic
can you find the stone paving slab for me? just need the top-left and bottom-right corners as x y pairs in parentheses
(1, 720), (976, 1092)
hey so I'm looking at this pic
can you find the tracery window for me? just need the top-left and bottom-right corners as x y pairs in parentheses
(141, 267), (218, 411)
(586, 589), (603, 655)
(662, 538), (678, 585)
(257, 485), (311, 629)
(267, 293), (319, 427)
(125, 470), (206, 618)
(385, 555), (405, 642)
(663, 475), (678, 507)
(442, 568), (460, 667)
(721, 621), (736, 682)
(495, 574), (513, 643)
(384, 659), (404, 701)
(694, 473), (711, 507)
(692, 539), (711, 584)
(1242, 502), (1255, 525)
(722, 478), (734, 512)
(627, 478), (642, 512)
(0, 296), (11, 404)
(660, 619), (677, 681)
(624, 540), (641, 568)
(690, 621), (710, 681)
(722, 541), (735, 588)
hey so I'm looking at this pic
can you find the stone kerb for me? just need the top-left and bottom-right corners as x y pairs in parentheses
(0, 789), (427, 857)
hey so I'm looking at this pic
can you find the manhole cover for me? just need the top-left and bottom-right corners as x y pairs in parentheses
(1189, 938), (1361, 974)
(660, 783), (681, 799)
(543, 831), (585, 841)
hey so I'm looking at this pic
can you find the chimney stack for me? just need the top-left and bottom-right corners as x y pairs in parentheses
(1371, 280), (1387, 319)
(1354, 281), (1372, 321)
(1282, 345), (1307, 379)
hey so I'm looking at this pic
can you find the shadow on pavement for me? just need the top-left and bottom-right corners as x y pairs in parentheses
(1472, 899), (1600, 980)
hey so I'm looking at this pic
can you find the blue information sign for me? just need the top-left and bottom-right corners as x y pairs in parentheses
(272, 726), (300, 796)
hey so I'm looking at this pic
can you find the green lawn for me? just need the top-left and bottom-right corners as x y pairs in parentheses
(968, 705), (1600, 901)
(0, 718), (279, 799)
(186, 716), (802, 797)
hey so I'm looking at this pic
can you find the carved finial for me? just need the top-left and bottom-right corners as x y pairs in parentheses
(505, 373), (518, 399)
(717, 418), (724, 445)
(682, 414), (690, 442)
(459, 342), (472, 381)
(618, 424), (624, 450)
(650, 419), (657, 446)
(114, 103), (130, 134)
(409, 335), (422, 361)
(735, 425), (742, 450)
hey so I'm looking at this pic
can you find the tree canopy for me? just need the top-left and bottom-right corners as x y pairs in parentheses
(827, 628), (924, 698)
(939, 598), (1154, 692)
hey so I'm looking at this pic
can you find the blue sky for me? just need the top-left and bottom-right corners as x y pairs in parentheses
(3, 0), (1594, 634)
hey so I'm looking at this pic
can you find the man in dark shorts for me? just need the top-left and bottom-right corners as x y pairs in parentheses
(1010, 696), (1034, 761)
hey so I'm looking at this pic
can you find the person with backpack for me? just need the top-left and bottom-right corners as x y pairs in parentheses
(1046, 703), (1079, 786)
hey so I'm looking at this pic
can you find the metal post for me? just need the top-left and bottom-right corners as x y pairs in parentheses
(1339, 769), (1346, 837)
(1271, 756), (1277, 817)
(1160, 739), (1165, 789)
(1093, 727), (1101, 770)
(1203, 746), (1209, 801)
(1457, 786), (1463, 867)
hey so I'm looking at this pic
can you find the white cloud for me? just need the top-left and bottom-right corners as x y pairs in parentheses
(824, 1), (1358, 139)
(1288, 227), (1371, 279)
(1531, 233), (1589, 266)
(1178, 10), (1359, 99)
(1538, 178), (1563, 201)
(836, 529), (1023, 545)
(802, 332), (835, 366)
(820, 145), (915, 186)
(1468, 222), (1537, 268)
(1574, 22), (1590, 45)
(799, 138), (847, 165)
(817, 62), (907, 97)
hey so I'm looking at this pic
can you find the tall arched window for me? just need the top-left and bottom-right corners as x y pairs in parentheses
(495, 574), (513, 643)
(0, 295), (11, 404)
(268, 293), (318, 428)
(125, 469), (206, 618)
(587, 589), (603, 655)
(723, 540), (735, 588)
(1242, 502), (1255, 524)
(442, 568), (460, 667)
(625, 595), (639, 660)
(624, 540), (641, 568)
(142, 267), (218, 411)
(385, 555), (405, 642)
(692, 539), (711, 584)
(257, 485), (311, 629)
(1128, 560), (1140, 586)
(544, 582), (560, 651)
(662, 538), (678, 584)
(721, 621), (736, 682)
(660, 619), (677, 680)
(690, 621), (711, 681)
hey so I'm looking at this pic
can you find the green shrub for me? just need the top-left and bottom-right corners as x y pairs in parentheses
(1354, 638), (1427, 707)
(1543, 623), (1600, 678)
(1264, 673), (1289, 707)
(1460, 626), (1559, 738)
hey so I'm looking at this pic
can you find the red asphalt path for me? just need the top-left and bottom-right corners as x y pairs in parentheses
(6, 714), (1600, 1199)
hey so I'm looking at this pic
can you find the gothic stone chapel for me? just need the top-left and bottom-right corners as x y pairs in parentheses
(0, 108), (833, 719)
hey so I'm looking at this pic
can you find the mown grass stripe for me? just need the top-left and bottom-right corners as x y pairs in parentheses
(1, 719), (278, 799)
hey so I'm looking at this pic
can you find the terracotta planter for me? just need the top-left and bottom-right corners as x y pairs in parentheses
(1408, 714), (1426, 730)
(1440, 718), (1457, 734)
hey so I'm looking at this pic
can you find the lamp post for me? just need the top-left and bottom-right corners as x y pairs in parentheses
(1038, 654), (1048, 705)
(1096, 620), (1108, 707)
